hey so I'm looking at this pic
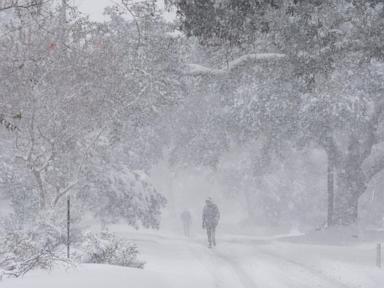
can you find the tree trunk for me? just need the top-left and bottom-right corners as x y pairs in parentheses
(333, 167), (363, 225)
(32, 169), (46, 210)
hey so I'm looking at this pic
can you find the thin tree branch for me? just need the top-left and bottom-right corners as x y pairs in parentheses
(0, 1), (41, 12)
(52, 125), (107, 206)
(184, 53), (287, 77)
(118, 0), (142, 57)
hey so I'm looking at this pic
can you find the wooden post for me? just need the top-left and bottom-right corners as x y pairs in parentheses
(325, 135), (335, 227)
(327, 153), (334, 227)
(67, 194), (70, 259)
(377, 243), (381, 268)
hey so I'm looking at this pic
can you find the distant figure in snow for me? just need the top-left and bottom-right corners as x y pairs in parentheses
(181, 210), (192, 238)
(202, 197), (220, 248)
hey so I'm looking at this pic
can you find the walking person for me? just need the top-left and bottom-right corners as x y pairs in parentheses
(202, 197), (220, 248)
(181, 210), (192, 238)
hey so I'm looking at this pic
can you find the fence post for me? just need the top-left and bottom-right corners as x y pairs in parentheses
(67, 194), (70, 259)
(377, 243), (381, 268)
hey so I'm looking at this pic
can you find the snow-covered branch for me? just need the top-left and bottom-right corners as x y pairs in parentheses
(184, 53), (286, 77)
(0, 0), (43, 12)
(52, 126), (107, 207)
(52, 179), (78, 207)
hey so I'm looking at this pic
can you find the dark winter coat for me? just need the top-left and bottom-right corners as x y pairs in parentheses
(202, 202), (220, 228)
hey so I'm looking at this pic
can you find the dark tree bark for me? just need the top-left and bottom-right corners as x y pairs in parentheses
(333, 156), (366, 226)
(324, 136), (367, 226)
(333, 171), (360, 225)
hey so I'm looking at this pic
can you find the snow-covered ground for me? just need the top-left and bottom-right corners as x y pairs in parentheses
(3, 226), (384, 288)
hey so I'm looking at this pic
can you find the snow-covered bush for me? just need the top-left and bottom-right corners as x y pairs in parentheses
(0, 215), (144, 280)
(82, 164), (167, 229)
(0, 213), (72, 279)
(80, 231), (144, 269)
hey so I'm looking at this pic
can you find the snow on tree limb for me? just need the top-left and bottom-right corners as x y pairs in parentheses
(52, 125), (107, 207)
(184, 53), (286, 77)
(0, 0), (44, 12)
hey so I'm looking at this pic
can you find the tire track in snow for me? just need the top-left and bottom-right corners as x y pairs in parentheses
(188, 241), (258, 288)
(212, 250), (258, 288)
(121, 231), (355, 288)
(254, 247), (354, 288)
(220, 238), (354, 288)
(187, 244), (225, 288)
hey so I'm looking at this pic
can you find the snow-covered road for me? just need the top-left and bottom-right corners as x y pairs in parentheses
(2, 229), (384, 288)
(117, 229), (380, 288)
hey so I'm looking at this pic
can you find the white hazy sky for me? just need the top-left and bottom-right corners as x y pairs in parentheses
(73, 0), (175, 22)
(74, 0), (114, 21)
